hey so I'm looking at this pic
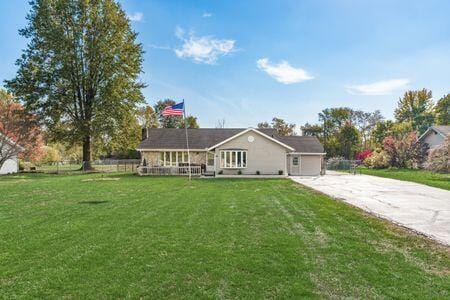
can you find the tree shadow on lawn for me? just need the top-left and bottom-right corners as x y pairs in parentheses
(78, 200), (109, 205)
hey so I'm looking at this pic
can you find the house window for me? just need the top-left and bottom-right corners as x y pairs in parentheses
(220, 150), (247, 169)
(292, 157), (299, 165)
(159, 151), (191, 166)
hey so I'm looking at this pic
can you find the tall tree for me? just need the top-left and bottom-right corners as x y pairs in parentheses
(301, 123), (323, 138)
(154, 99), (199, 129)
(0, 92), (44, 169)
(353, 110), (383, 149)
(182, 116), (200, 129)
(434, 93), (450, 125)
(371, 120), (394, 146)
(318, 107), (353, 145)
(338, 122), (360, 159)
(257, 121), (270, 129)
(337, 122), (360, 159)
(137, 105), (159, 128)
(154, 99), (182, 128)
(93, 109), (141, 158)
(257, 117), (296, 136)
(271, 117), (296, 136)
(6, 0), (144, 168)
(394, 89), (435, 134)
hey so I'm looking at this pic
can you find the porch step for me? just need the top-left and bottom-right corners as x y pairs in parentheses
(202, 172), (215, 177)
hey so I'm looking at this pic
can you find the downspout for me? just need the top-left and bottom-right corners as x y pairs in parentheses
(284, 151), (288, 176)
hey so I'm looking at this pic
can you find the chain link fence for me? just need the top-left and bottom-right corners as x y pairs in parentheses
(326, 158), (362, 174)
(21, 159), (140, 174)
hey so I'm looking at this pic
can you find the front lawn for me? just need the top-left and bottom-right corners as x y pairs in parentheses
(360, 168), (450, 190)
(0, 173), (449, 298)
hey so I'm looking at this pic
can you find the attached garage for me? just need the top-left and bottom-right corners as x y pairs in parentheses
(280, 136), (325, 176)
(300, 155), (322, 176)
(288, 154), (324, 176)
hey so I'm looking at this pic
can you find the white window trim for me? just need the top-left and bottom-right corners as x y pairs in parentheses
(220, 150), (247, 169)
(160, 151), (190, 166)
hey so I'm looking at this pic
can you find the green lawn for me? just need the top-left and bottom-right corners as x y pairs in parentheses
(1, 173), (449, 298)
(360, 168), (450, 190)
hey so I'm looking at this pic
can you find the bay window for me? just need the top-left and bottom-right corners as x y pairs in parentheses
(220, 150), (247, 168)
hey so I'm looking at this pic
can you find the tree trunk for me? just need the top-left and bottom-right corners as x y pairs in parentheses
(82, 135), (93, 170)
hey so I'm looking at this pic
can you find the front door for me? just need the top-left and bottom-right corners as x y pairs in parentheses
(290, 155), (301, 175)
(206, 152), (215, 172)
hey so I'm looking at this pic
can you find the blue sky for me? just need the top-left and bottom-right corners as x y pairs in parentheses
(1, 1), (449, 131)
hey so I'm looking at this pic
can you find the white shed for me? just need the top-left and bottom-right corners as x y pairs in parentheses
(0, 156), (19, 175)
(0, 133), (22, 175)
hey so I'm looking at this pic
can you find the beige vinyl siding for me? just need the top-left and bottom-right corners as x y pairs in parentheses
(215, 131), (287, 175)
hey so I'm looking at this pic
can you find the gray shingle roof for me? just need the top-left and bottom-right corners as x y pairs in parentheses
(137, 128), (324, 153)
(277, 136), (325, 153)
(433, 126), (450, 137)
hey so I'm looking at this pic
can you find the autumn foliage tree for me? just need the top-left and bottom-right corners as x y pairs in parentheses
(137, 105), (159, 129)
(0, 93), (44, 169)
(425, 137), (449, 173)
(382, 132), (428, 168)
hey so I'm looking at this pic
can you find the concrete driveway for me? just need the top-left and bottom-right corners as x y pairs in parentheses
(291, 171), (450, 246)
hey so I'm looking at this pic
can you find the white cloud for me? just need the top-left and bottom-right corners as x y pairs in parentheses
(127, 12), (143, 22)
(346, 79), (410, 95)
(174, 27), (236, 64)
(256, 58), (314, 84)
(202, 12), (213, 18)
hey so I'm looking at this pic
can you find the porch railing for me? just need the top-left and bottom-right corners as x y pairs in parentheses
(137, 166), (202, 176)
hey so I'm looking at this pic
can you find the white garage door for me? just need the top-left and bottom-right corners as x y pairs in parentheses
(300, 155), (321, 176)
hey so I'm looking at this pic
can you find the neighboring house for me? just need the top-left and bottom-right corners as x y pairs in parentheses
(0, 133), (21, 175)
(418, 126), (450, 150)
(137, 128), (325, 176)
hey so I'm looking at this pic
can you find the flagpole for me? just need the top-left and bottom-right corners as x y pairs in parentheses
(182, 99), (192, 181)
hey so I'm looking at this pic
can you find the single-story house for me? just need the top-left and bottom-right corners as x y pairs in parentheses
(137, 128), (325, 176)
(418, 125), (450, 150)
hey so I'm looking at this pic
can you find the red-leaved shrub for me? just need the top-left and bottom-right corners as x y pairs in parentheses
(356, 150), (373, 161)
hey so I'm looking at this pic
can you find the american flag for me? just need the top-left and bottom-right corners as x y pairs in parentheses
(162, 102), (184, 117)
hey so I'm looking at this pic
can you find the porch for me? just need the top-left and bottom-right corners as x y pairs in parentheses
(139, 150), (215, 176)
(137, 165), (203, 176)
